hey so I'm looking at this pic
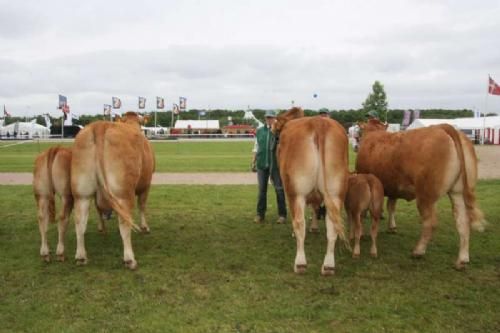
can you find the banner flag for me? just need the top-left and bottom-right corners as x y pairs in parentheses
(112, 97), (122, 109)
(402, 110), (411, 126)
(156, 97), (164, 109)
(58, 95), (67, 109)
(104, 104), (112, 115)
(173, 103), (180, 115)
(179, 97), (187, 110)
(3, 104), (11, 117)
(412, 109), (420, 121)
(488, 76), (500, 95)
(138, 96), (146, 109)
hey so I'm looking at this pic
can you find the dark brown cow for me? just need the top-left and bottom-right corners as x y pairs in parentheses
(344, 173), (384, 258)
(274, 107), (349, 275)
(356, 119), (485, 269)
(71, 112), (155, 269)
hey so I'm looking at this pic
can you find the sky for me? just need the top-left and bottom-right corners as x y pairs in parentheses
(1, 0), (500, 117)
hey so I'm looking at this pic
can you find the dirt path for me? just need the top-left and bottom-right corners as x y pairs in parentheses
(1, 146), (499, 185)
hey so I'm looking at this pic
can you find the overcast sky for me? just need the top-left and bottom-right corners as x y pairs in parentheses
(1, 0), (500, 117)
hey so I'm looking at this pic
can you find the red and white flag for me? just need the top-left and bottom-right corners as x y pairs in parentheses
(3, 104), (11, 117)
(488, 76), (500, 95)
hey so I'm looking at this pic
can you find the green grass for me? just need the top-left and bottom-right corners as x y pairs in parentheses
(1, 181), (499, 332)
(0, 140), (358, 172)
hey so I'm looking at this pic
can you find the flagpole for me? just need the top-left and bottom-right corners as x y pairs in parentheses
(482, 74), (489, 144)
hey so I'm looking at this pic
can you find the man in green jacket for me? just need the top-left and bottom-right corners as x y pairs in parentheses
(251, 110), (287, 224)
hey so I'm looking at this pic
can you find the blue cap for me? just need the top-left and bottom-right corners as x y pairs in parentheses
(265, 110), (277, 118)
(367, 110), (379, 118)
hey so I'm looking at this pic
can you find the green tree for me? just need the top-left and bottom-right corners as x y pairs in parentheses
(362, 81), (388, 120)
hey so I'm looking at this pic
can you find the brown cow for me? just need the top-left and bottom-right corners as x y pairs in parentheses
(344, 173), (384, 258)
(274, 107), (349, 275)
(33, 147), (114, 262)
(71, 112), (155, 269)
(356, 119), (485, 269)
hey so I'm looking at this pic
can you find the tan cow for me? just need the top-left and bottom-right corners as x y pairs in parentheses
(273, 107), (349, 275)
(71, 112), (155, 269)
(33, 147), (114, 262)
(344, 173), (384, 258)
(33, 147), (73, 262)
(356, 119), (485, 269)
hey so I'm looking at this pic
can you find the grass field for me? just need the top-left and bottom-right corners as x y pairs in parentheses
(1, 182), (499, 332)
(0, 140), (358, 172)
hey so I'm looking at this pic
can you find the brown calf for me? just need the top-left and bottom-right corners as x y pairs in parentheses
(344, 173), (384, 258)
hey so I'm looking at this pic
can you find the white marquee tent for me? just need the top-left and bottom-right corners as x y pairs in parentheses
(407, 116), (500, 144)
(174, 120), (220, 130)
(0, 121), (50, 138)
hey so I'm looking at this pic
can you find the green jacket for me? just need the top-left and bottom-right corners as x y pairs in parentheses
(255, 126), (279, 171)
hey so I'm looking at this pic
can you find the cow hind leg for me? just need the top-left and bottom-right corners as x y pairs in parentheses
(37, 196), (51, 262)
(322, 199), (342, 276)
(352, 212), (362, 259)
(74, 198), (90, 265)
(449, 192), (470, 270)
(290, 195), (307, 274)
(369, 212), (380, 258)
(117, 197), (137, 270)
(413, 199), (438, 258)
(56, 195), (73, 262)
(137, 190), (151, 233)
(387, 198), (397, 233)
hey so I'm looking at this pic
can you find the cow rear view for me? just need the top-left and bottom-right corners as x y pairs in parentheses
(71, 112), (155, 269)
(274, 107), (349, 275)
(33, 146), (73, 262)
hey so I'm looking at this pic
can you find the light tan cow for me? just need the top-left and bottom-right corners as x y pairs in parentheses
(33, 147), (114, 262)
(33, 147), (73, 262)
(356, 119), (485, 269)
(71, 112), (155, 269)
(345, 173), (384, 259)
(273, 107), (349, 275)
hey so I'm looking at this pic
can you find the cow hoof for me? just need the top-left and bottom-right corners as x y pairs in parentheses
(56, 254), (65, 262)
(124, 260), (138, 270)
(454, 261), (468, 271)
(411, 252), (425, 259)
(294, 264), (307, 274)
(41, 255), (50, 263)
(140, 226), (151, 234)
(370, 252), (378, 258)
(321, 266), (335, 276)
(352, 253), (360, 259)
(309, 228), (320, 234)
(387, 228), (397, 234)
(75, 258), (87, 266)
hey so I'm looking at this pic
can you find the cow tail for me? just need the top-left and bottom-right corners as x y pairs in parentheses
(318, 129), (348, 246)
(45, 147), (59, 223)
(93, 125), (140, 232)
(440, 125), (485, 231)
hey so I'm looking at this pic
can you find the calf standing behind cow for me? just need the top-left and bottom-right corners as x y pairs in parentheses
(356, 119), (485, 269)
(273, 107), (349, 275)
(33, 147), (113, 262)
(344, 173), (384, 259)
(71, 112), (155, 270)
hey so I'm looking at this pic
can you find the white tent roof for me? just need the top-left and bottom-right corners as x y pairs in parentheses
(0, 121), (50, 138)
(407, 116), (500, 131)
(174, 120), (220, 129)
